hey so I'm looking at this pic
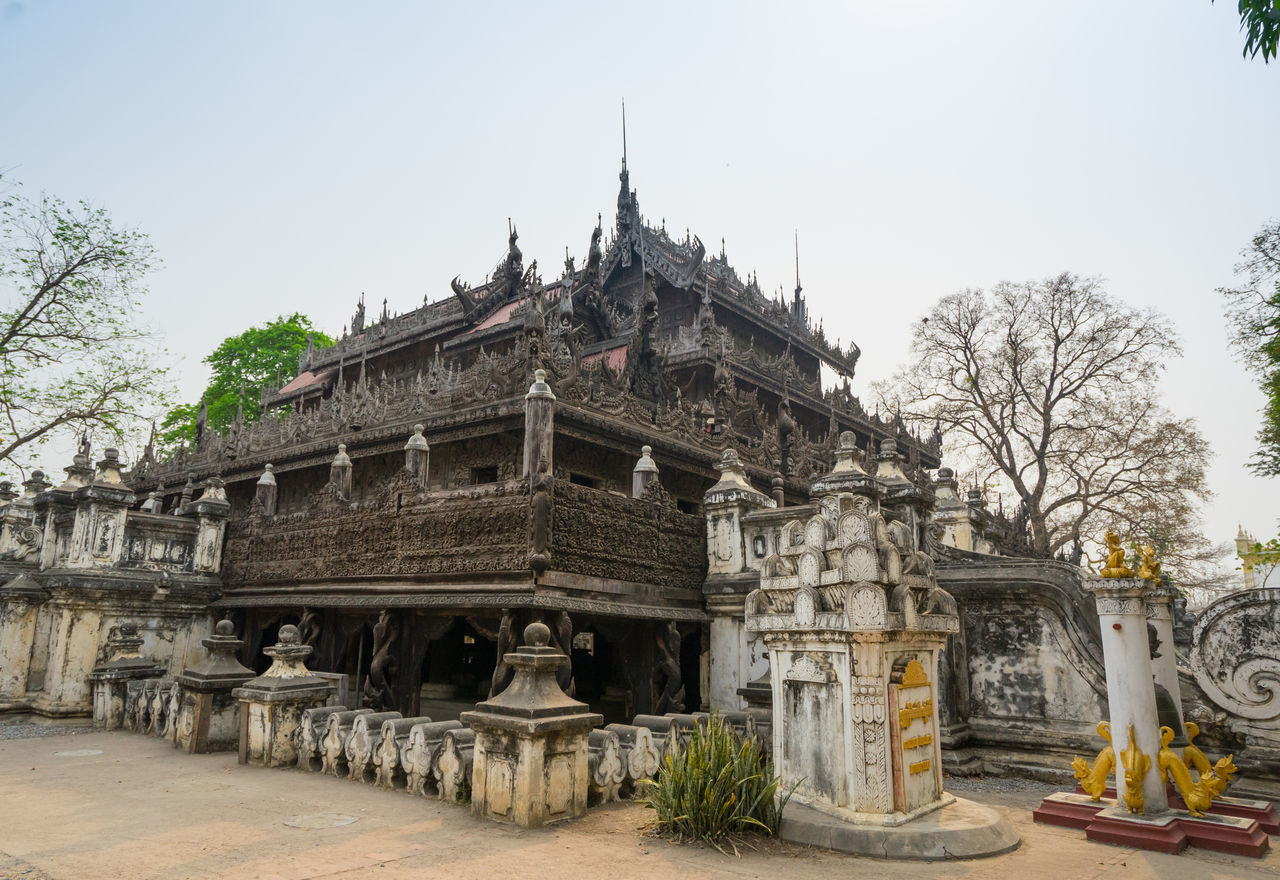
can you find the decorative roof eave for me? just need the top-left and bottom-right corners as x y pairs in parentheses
(301, 309), (470, 378)
(131, 398), (526, 492)
(601, 223), (705, 292)
(704, 282), (859, 377)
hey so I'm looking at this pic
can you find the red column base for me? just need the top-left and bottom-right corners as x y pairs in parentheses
(1178, 814), (1271, 857)
(1033, 793), (1108, 830)
(1085, 810), (1188, 855)
(1076, 784), (1279, 835)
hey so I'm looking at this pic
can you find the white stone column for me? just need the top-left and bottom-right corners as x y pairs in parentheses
(1089, 577), (1168, 812)
(1145, 583), (1184, 734)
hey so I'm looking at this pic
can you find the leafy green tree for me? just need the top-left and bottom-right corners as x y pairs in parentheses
(0, 178), (171, 477)
(1220, 220), (1280, 477)
(160, 314), (332, 450)
(1217, 0), (1280, 63)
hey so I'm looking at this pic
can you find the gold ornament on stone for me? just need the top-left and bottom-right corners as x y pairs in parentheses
(1157, 723), (1238, 816)
(1120, 724), (1150, 815)
(1071, 721), (1115, 801)
(1090, 529), (1135, 578)
(1134, 544), (1163, 586)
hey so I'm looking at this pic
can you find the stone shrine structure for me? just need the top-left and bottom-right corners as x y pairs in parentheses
(745, 432), (959, 824)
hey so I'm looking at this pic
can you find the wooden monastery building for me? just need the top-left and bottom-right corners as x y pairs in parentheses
(124, 158), (942, 723)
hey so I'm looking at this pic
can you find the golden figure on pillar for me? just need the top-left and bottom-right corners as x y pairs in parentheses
(1135, 544), (1163, 585)
(1120, 724), (1150, 814)
(1088, 529), (1135, 578)
(1071, 721), (1115, 801)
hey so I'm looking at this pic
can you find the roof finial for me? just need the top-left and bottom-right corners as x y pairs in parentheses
(794, 229), (802, 297)
(621, 98), (628, 173)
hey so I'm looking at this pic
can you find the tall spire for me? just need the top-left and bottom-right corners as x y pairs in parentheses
(794, 229), (802, 297)
(616, 99), (635, 235)
(792, 229), (806, 324)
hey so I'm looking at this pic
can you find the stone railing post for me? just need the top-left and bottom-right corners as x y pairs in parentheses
(461, 621), (602, 827)
(176, 617), (255, 753)
(232, 624), (333, 767)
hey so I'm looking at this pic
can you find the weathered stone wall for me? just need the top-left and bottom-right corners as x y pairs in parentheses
(1182, 587), (1280, 787)
(936, 557), (1110, 770)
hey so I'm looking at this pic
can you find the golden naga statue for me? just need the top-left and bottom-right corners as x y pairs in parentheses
(1120, 724), (1150, 814)
(1071, 721), (1115, 801)
(1135, 543), (1163, 585)
(1158, 723), (1238, 816)
(1087, 529), (1135, 578)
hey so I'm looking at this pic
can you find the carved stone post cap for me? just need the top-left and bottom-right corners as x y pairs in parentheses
(0, 481), (15, 502)
(263, 623), (314, 660)
(405, 424), (429, 451)
(258, 463), (277, 485)
(830, 431), (868, 476)
(524, 621), (551, 647)
(633, 445), (658, 475)
(526, 369), (556, 401)
(22, 470), (49, 497)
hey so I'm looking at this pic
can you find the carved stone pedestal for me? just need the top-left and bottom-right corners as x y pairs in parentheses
(461, 621), (602, 828)
(176, 617), (254, 753)
(88, 623), (164, 730)
(232, 624), (333, 767)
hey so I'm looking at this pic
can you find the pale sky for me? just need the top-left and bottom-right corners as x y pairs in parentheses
(2, 1), (1277, 554)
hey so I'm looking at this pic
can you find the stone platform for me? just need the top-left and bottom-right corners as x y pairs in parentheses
(1035, 792), (1271, 858)
(780, 797), (1021, 859)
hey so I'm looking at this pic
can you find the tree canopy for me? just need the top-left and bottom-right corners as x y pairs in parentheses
(0, 178), (170, 478)
(883, 273), (1225, 589)
(1218, 0), (1280, 62)
(1220, 220), (1280, 477)
(160, 313), (332, 451)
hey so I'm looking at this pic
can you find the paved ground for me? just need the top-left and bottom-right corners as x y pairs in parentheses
(0, 730), (1277, 880)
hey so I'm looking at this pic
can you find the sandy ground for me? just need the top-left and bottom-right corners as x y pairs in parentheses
(0, 731), (1277, 880)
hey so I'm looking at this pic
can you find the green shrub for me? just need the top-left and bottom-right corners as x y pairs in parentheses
(638, 713), (795, 853)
